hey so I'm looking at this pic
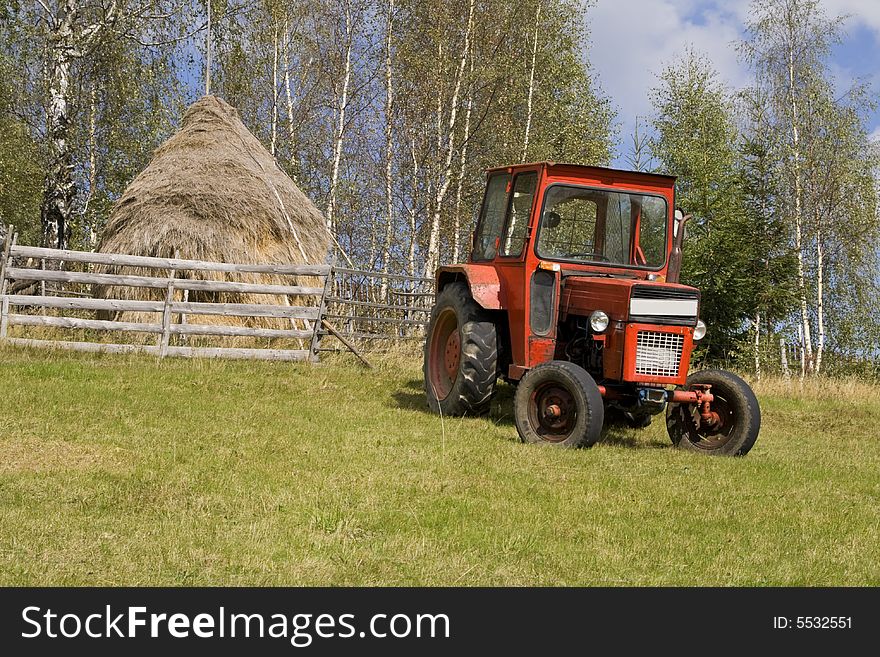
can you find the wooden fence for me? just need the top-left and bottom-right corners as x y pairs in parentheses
(326, 267), (434, 343)
(0, 227), (435, 361)
(0, 231), (332, 362)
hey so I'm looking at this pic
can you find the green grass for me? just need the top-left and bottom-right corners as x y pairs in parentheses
(1, 345), (878, 586)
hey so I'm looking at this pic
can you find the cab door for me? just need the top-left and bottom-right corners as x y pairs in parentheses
(470, 172), (510, 263)
(494, 167), (541, 369)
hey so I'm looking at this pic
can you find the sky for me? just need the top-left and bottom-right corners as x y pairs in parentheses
(586, 0), (880, 167)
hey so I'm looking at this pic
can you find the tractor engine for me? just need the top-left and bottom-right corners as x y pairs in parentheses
(557, 315), (601, 375)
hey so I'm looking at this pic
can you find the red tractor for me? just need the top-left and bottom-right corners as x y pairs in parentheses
(423, 162), (760, 456)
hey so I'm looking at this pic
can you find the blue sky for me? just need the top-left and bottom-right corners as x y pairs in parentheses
(586, 0), (880, 166)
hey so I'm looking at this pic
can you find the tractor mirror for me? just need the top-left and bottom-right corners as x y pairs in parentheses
(673, 208), (685, 237)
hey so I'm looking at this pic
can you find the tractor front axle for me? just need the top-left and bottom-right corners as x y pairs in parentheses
(596, 385), (714, 406)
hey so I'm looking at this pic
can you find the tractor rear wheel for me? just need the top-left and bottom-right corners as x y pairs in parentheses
(514, 361), (604, 448)
(424, 282), (498, 416)
(666, 369), (761, 456)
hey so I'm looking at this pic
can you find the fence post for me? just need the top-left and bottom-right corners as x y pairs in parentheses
(309, 260), (335, 362)
(40, 258), (46, 296)
(780, 337), (790, 379)
(159, 262), (177, 357)
(0, 225), (16, 340)
(159, 281), (175, 357)
(0, 296), (8, 339)
(0, 223), (14, 297)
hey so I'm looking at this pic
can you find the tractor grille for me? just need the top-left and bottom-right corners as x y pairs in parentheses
(635, 330), (684, 378)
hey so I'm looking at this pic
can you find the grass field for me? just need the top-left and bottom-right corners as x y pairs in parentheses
(1, 345), (878, 586)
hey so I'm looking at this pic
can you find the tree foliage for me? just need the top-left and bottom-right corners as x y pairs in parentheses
(649, 51), (795, 361)
(0, 0), (876, 374)
(646, 1), (879, 375)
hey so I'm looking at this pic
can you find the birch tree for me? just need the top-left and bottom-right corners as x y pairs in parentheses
(741, 0), (840, 375)
(521, 0), (541, 162)
(270, 21), (279, 156)
(423, 0), (475, 278)
(30, 0), (190, 250)
(35, 1), (121, 250)
(741, 0), (878, 375)
(451, 52), (474, 263)
(379, 0), (396, 298)
(324, 0), (356, 235)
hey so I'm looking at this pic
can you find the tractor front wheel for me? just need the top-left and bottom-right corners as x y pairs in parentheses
(514, 361), (604, 448)
(424, 282), (498, 416)
(666, 369), (761, 456)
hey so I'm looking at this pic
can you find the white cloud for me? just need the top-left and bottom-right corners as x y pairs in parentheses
(586, 0), (750, 162)
(822, 0), (880, 35)
(587, 0), (880, 164)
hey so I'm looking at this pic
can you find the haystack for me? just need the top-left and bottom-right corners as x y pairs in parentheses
(96, 95), (330, 326)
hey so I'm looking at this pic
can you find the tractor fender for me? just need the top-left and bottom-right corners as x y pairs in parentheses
(436, 264), (503, 310)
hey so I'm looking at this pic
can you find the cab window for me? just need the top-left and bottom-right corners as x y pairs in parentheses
(500, 172), (538, 257)
(536, 185), (668, 268)
(471, 173), (510, 261)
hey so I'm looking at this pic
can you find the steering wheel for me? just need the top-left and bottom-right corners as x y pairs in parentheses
(565, 252), (609, 262)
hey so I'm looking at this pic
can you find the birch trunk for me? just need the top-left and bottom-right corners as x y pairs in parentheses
(83, 83), (98, 250)
(788, 48), (813, 376)
(380, 0), (395, 300)
(205, 0), (212, 94)
(753, 311), (761, 379)
(521, 0), (541, 162)
(367, 219), (378, 271)
(780, 337), (790, 379)
(432, 40), (444, 232)
(423, 0), (475, 279)
(42, 0), (78, 251)
(325, 5), (354, 235)
(407, 139), (419, 281)
(282, 22), (298, 178)
(39, 0), (119, 252)
(451, 53), (474, 264)
(797, 322), (805, 379)
(815, 217), (825, 374)
(270, 22), (279, 157)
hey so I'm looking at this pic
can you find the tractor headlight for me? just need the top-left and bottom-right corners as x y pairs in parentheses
(590, 310), (610, 333)
(694, 319), (707, 341)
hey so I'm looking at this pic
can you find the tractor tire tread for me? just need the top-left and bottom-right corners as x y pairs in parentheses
(666, 369), (761, 456)
(424, 282), (497, 416)
(514, 360), (605, 448)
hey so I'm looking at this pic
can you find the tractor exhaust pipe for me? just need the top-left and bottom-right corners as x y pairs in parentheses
(667, 211), (691, 284)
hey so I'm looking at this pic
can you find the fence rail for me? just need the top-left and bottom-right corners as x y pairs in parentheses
(9, 244), (332, 276)
(0, 225), (435, 361)
(327, 267), (434, 341)
(7, 266), (325, 296)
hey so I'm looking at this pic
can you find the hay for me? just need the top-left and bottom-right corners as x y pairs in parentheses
(95, 95), (330, 327)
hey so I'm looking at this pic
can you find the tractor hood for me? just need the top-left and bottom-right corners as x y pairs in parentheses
(559, 275), (700, 327)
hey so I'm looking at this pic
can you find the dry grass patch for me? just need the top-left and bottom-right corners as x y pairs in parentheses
(0, 437), (125, 475)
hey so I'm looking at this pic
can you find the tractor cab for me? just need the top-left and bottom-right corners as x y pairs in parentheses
(425, 162), (760, 456)
(472, 163), (673, 275)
